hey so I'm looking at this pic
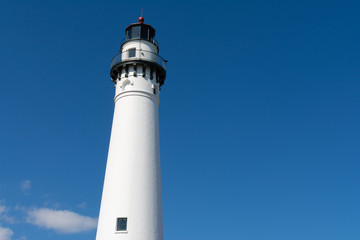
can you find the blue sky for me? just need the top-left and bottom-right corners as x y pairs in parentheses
(1, 0), (360, 239)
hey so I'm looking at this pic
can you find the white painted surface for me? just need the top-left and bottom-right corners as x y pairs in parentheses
(96, 38), (163, 240)
(120, 40), (163, 69)
(122, 40), (158, 54)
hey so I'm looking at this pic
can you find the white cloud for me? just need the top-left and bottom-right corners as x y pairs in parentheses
(27, 208), (97, 234)
(0, 226), (13, 240)
(20, 180), (31, 194)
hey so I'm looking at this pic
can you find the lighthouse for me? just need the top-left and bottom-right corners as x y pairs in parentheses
(96, 16), (167, 240)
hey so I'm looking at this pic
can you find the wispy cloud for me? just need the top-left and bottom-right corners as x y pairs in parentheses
(0, 226), (13, 240)
(0, 205), (6, 215)
(0, 204), (15, 224)
(20, 180), (31, 195)
(77, 202), (88, 209)
(27, 208), (97, 234)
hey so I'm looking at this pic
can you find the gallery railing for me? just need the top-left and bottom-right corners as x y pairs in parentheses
(110, 49), (167, 71)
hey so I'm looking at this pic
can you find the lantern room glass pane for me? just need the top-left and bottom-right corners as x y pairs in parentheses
(140, 27), (148, 39)
(128, 26), (140, 39)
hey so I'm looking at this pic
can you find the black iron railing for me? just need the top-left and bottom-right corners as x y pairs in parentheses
(111, 49), (167, 70)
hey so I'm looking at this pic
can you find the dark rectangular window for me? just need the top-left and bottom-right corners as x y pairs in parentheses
(116, 218), (127, 231)
(128, 48), (136, 58)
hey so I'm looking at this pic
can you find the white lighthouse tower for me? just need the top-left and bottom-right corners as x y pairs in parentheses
(96, 16), (167, 240)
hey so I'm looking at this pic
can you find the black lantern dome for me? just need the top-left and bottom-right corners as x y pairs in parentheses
(125, 22), (155, 43)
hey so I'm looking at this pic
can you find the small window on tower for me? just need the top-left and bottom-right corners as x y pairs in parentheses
(116, 218), (127, 231)
(128, 48), (136, 58)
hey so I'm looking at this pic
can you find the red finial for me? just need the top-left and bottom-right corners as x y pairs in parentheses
(138, 8), (144, 23)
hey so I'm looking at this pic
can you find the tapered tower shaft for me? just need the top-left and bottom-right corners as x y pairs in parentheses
(96, 17), (166, 240)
